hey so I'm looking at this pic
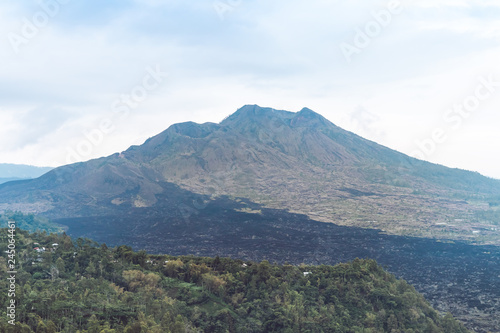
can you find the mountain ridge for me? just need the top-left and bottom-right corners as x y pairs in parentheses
(0, 105), (499, 243)
(0, 163), (53, 184)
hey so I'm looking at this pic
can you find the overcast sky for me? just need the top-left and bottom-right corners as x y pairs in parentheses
(1, 0), (499, 178)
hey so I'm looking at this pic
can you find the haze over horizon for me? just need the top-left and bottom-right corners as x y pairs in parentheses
(1, 1), (499, 178)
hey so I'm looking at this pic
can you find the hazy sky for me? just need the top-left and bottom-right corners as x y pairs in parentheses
(1, 0), (500, 178)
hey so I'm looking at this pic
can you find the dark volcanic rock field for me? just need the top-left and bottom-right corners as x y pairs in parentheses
(56, 190), (500, 332)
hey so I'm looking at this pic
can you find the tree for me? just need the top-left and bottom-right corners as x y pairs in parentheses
(87, 314), (101, 333)
(36, 319), (48, 333)
(164, 259), (184, 278)
(46, 320), (57, 333)
(387, 314), (398, 332)
(133, 250), (148, 267)
(47, 265), (59, 281)
(56, 257), (65, 274)
(171, 315), (186, 333)
(123, 270), (146, 291)
(257, 260), (271, 282)
(74, 262), (80, 278)
(76, 238), (84, 249)
(201, 273), (226, 294)
(85, 261), (97, 278)
(61, 233), (74, 251)
(101, 243), (109, 252)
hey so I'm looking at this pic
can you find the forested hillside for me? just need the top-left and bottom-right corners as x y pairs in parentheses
(0, 229), (469, 333)
(0, 211), (63, 234)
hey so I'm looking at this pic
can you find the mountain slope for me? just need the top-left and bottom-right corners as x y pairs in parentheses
(0, 105), (499, 243)
(0, 163), (53, 184)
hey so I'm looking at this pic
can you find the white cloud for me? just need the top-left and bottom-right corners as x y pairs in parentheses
(0, 0), (499, 178)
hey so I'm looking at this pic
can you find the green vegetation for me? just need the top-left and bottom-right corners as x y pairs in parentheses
(0, 211), (63, 234)
(0, 229), (470, 333)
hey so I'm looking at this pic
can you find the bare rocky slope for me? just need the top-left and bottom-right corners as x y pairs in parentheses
(1, 105), (499, 243)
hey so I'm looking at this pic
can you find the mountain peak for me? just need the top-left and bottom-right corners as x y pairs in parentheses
(221, 105), (295, 125)
(289, 107), (330, 128)
(168, 121), (219, 138)
(298, 107), (321, 117)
